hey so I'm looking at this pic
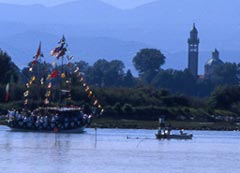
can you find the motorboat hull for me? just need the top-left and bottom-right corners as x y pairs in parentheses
(155, 133), (193, 140)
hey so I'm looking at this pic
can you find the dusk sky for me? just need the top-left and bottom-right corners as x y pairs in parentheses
(0, 0), (157, 8)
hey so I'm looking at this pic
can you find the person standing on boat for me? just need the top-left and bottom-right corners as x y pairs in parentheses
(158, 117), (165, 135)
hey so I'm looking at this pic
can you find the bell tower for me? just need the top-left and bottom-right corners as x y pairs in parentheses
(188, 23), (200, 77)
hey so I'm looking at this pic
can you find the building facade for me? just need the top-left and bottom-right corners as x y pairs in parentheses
(204, 49), (224, 78)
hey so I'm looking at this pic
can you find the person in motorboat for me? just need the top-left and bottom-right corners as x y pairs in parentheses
(180, 129), (188, 135)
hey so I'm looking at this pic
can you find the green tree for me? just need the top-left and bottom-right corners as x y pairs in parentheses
(84, 59), (108, 87)
(210, 62), (240, 85)
(208, 86), (240, 109)
(85, 59), (125, 87)
(75, 60), (89, 73)
(0, 49), (19, 84)
(133, 48), (166, 82)
(152, 69), (196, 95)
(105, 60), (125, 86)
(122, 70), (137, 87)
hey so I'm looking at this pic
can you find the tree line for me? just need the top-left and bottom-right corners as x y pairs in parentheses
(0, 48), (240, 121)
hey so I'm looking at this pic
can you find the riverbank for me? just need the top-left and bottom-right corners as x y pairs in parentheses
(90, 118), (240, 131)
(1, 116), (239, 131)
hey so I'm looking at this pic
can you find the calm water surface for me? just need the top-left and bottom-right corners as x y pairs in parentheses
(0, 126), (239, 173)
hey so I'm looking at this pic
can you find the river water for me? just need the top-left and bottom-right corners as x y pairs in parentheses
(0, 126), (239, 173)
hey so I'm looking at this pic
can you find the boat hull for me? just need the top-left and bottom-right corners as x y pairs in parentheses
(7, 107), (91, 133)
(7, 125), (86, 133)
(155, 133), (193, 140)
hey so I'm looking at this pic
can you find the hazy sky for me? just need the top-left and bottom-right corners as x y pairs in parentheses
(0, 0), (157, 9)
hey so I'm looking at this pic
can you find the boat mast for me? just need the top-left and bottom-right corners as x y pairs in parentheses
(58, 35), (66, 106)
(59, 55), (64, 105)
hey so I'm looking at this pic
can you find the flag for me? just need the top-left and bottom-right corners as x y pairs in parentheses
(32, 60), (37, 65)
(50, 70), (58, 79)
(61, 72), (66, 78)
(56, 48), (67, 59)
(26, 83), (30, 88)
(45, 91), (51, 97)
(44, 98), (49, 105)
(33, 42), (43, 60)
(67, 55), (74, 61)
(85, 86), (90, 92)
(93, 100), (98, 106)
(51, 36), (67, 59)
(74, 67), (79, 73)
(88, 91), (93, 97)
(24, 99), (28, 105)
(5, 83), (10, 102)
(40, 78), (44, 85)
(58, 35), (65, 44)
(47, 83), (52, 89)
(31, 76), (36, 82)
(50, 47), (67, 59)
(50, 47), (60, 56)
(24, 91), (29, 97)
(100, 109), (104, 115)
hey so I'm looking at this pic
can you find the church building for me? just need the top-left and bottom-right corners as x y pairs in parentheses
(187, 24), (224, 79)
(204, 49), (224, 78)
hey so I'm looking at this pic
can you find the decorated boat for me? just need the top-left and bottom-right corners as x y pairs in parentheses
(7, 36), (103, 132)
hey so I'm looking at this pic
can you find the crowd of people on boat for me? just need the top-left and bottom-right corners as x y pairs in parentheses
(7, 108), (91, 131)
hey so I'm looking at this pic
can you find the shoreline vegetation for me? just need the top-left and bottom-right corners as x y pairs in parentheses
(90, 118), (240, 131)
(1, 49), (240, 132)
(1, 116), (239, 131)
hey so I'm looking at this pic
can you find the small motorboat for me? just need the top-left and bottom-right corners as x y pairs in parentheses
(156, 117), (193, 140)
(155, 133), (193, 140)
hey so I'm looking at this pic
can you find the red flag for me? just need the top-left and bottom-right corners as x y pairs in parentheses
(50, 70), (58, 79)
(5, 83), (10, 102)
(32, 60), (37, 65)
(33, 42), (43, 60)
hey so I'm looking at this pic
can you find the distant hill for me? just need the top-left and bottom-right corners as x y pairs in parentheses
(0, 0), (239, 74)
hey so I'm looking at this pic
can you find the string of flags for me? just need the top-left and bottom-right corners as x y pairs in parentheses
(24, 42), (43, 105)
(23, 36), (104, 115)
(72, 65), (104, 115)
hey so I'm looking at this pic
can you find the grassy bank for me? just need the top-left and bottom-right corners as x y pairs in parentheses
(90, 118), (240, 131)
